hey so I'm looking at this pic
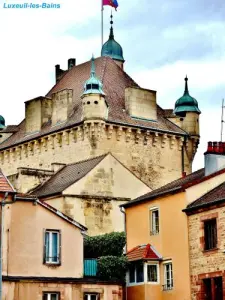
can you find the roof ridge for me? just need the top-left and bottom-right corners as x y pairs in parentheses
(66, 153), (108, 166)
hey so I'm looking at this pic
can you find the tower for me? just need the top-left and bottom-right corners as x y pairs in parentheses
(0, 115), (5, 130)
(101, 14), (125, 69)
(173, 76), (201, 137)
(81, 56), (108, 121)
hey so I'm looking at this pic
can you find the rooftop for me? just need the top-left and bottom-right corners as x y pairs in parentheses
(0, 57), (187, 151)
(127, 244), (162, 261)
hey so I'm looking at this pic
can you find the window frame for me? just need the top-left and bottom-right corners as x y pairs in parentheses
(149, 207), (159, 235)
(146, 263), (160, 284)
(163, 261), (173, 291)
(127, 261), (144, 286)
(43, 292), (60, 300)
(204, 218), (217, 251)
(83, 293), (99, 300)
(43, 229), (61, 265)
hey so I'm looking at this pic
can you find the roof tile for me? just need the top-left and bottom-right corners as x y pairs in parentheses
(127, 244), (161, 261)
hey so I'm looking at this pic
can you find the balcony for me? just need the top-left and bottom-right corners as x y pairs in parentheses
(84, 259), (97, 277)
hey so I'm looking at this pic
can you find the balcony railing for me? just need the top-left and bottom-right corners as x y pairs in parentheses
(84, 259), (97, 277)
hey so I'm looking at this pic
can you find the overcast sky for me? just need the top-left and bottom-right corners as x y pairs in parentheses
(0, 0), (224, 170)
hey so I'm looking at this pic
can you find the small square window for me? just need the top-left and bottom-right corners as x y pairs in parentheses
(147, 264), (158, 283)
(150, 209), (159, 235)
(43, 292), (60, 300)
(204, 219), (217, 250)
(44, 230), (61, 265)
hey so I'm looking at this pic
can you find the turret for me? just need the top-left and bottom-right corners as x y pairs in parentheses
(0, 115), (5, 130)
(81, 56), (108, 121)
(173, 76), (201, 137)
(101, 14), (125, 69)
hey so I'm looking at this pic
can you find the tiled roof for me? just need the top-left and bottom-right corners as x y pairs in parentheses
(185, 181), (225, 212)
(127, 244), (161, 261)
(0, 125), (19, 133)
(122, 168), (205, 208)
(0, 57), (186, 150)
(31, 154), (107, 198)
(0, 169), (16, 193)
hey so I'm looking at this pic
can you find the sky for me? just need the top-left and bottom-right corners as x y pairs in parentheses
(0, 0), (224, 171)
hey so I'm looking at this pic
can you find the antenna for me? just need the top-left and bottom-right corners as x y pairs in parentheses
(221, 99), (225, 142)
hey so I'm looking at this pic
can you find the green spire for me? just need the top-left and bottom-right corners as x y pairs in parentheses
(82, 56), (105, 97)
(101, 14), (124, 62)
(174, 76), (201, 115)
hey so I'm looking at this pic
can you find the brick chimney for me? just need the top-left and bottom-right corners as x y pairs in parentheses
(68, 58), (76, 70)
(204, 141), (225, 176)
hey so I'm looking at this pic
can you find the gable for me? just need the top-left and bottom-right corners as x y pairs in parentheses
(63, 153), (151, 199)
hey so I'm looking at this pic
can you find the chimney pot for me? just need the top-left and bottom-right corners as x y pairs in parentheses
(207, 141), (213, 152)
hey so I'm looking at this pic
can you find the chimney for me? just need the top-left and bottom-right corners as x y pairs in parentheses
(68, 58), (76, 70)
(125, 87), (157, 121)
(205, 141), (225, 176)
(55, 64), (65, 83)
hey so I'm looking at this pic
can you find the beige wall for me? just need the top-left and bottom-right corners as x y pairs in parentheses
(82, 94), (108, 121)
(125, 192), (191, 300)
(2, 200), (83, 278)
(0, 123), (196, 190)
(45, 196), (127, 236)
(3, 281), (123, 300)
(64, 154), (151, 199)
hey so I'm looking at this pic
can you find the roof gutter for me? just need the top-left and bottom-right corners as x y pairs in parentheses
(120, 186), (183, 209)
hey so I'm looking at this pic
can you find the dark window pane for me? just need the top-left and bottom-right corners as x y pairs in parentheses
(147, 265), (157, 282)
(204, 219), (217, 250)
(136, 262), (144, 283)
(43, 294), (48, 300)
(203, 278), (212, 300)
(214, 277), (223, 300)
(129, 264), (135, 283)
(84, 295), (88, 300)
(91, 295), (97, 300)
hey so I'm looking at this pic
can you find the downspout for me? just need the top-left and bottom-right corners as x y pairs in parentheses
(120, 206), (127, 300)
(0, 193), (16, 300)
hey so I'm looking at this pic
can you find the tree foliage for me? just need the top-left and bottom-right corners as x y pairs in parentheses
(84, 231), (126, 258)
(97, 255), (129, 282)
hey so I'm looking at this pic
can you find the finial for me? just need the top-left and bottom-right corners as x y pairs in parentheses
(109, 12), (114, 39)
(91, 55), (95, 77)
(184, 75), (189, 95)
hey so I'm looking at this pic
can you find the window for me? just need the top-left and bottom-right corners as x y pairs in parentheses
(163, 262), (173, 290)
(204, 219), (217, 250)
(128, 262), (144, 284)
(203, 277), (223, 300)
(43, 292), (60, 300)
(44, 230), (61, 264)
(84, 294), (99, 300)
(147, 264), (159, 283)
(150, 208), (159, 235)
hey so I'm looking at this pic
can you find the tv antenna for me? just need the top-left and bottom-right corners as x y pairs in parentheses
(221, 99), (225, 142)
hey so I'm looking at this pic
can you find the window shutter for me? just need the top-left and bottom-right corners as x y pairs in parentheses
(43, 229), (46, 264)
(59, 230), (62, 265)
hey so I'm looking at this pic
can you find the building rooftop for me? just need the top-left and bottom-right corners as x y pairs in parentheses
(127, 244), (161, 261)
(0, 169), (16, 193)
(0, 57), (187, 151)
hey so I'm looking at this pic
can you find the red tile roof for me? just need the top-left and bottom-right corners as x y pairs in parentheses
(0, 57), (186, 150)
(127, 244), (161, 261)
(0, 169), (16, 193)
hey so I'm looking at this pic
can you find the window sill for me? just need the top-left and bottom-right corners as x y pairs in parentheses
(127, 282), (144, 287)
(44, 262), (61, 267)
(150, 231), (159, 236)
(203, 248), (218, 254)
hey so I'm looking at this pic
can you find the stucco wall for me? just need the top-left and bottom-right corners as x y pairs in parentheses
(3, 281), (123, 300)
(125, 192), (191, 300)
(2, 200), (83, 278)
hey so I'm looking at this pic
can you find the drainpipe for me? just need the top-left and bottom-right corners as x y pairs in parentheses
(0, 193), (16, 300)
(120, 206), (127, 300)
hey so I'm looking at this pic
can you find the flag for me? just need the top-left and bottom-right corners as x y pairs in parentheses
(103, 0), (118, 10)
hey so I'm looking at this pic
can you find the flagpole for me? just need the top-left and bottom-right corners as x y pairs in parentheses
(101, 0), (104, 47)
